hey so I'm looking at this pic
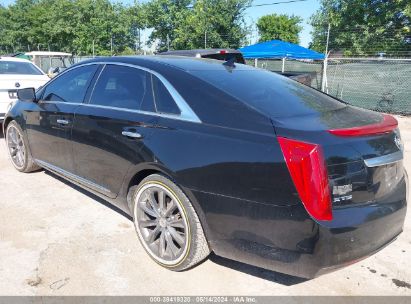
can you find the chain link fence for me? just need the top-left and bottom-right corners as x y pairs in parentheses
(246, 58), (411, 115)
(37, 54), (411, 116)
(324, 58), (411, 115)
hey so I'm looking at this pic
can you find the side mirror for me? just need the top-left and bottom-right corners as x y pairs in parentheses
(17, 88), (36, 102)
(48, 67), (60, 74)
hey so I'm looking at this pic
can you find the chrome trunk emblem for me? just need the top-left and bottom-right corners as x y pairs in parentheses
(394, 135), (403, 151)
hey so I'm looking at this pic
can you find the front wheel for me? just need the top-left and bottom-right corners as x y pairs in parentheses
(5, 121), (40, 173)
(130, 174), (210, 271)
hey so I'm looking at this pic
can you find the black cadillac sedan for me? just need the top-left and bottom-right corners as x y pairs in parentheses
(3, 56), (407, 278)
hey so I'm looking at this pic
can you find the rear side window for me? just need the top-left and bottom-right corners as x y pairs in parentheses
(0, 61), (43, 75)
(192, 69), (345, 118)
(152, 75), (180, 115)
(90, 65), (155, 112)
(42, 65), (98, 103)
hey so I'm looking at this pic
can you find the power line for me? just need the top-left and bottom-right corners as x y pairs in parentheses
(247, 0), (308, 8)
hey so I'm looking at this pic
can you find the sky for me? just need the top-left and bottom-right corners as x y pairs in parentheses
(245, 0), (320, 47)
(0, 0), (320, 47)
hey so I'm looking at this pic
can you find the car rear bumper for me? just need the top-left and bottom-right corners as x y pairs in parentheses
(198, 172), (407, 279)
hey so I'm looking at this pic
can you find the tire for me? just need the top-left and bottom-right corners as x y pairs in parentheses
(130, 174), (210, 271)
(5, 121), (40, 173)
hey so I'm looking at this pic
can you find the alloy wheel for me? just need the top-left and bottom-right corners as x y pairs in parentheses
(134, 183), (189, 265)
(6, 125), (26, 170)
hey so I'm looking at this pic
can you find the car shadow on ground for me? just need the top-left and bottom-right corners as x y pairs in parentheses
(45, 169), (307, 287)
(209, 253), (307, 286)
(44, 170), (132, 221)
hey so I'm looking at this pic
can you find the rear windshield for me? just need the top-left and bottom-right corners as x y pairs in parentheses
(0, 61), (43, 75)
(191, 69), (346, 118)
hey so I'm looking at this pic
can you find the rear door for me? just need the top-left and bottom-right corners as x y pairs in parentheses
(71, 64), (159, 198)
(26, 64), (99, 173)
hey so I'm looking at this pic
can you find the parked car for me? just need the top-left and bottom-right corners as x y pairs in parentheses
(158, 49), (246, 64)
(0, 57), (49, 122)
(25, 51), (74, 77)
(3, 56), (407, 278)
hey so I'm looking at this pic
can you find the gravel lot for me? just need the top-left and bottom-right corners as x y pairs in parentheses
(0, 116), (410, 296)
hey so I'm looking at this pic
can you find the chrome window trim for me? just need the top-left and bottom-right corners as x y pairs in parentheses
(38, 100), (190, 121)
(364, 150), (403, 167)
(47, 61), (201, 123)
(81, 103), (188, 121)
(35, 159), (113, 195)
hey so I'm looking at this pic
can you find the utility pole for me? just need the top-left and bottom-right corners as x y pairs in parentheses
(138, 29), (141, 50)
(110, 36), (113, 56)
(92, 40), (95, 58)
(321, 23), (331, 93)
(135, 29), (141, 54)
(204, 31), (207, 49)
(166, 34), (170, 51)
(325, 23), (331, 55)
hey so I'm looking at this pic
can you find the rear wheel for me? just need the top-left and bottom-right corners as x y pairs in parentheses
(5, 121), (40, 173)
(130, 174), (210, 271)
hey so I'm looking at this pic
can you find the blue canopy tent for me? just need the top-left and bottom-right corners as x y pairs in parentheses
(239, 39), (325, 60)
(239, 40), (325, 72)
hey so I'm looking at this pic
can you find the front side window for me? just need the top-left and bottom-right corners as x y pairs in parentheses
(0, 61), (44, 75)
(42, 65), (98, 103)
(89, 65), (155, 112)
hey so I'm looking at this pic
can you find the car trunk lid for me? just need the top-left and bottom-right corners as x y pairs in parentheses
(272, 106), (405, 218)
(0, 74), (49, 103)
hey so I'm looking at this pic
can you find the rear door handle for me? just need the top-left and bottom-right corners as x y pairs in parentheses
(122, 131), (143, 139)
(57, 119), (70, 125)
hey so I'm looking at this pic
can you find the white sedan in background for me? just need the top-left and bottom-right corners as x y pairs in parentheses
(0, 57), (49, 122)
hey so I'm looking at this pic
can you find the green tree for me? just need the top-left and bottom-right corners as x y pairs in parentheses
(256, 13), (302, 44)
(0, 5), (13, 53)
(310, 0), (411, 56)
(0, 0), (145, 55)
(175, 0), (250, 50)
(144, 0), (249, 51)
(144, 0), (192, 51)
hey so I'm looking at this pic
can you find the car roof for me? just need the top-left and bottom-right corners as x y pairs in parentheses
(158, 49), (242, 57)
(0, 56), (32, 62)
(79, 55), (253, 72)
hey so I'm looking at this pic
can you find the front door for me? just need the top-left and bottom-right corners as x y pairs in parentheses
(26, 64), (99, 173)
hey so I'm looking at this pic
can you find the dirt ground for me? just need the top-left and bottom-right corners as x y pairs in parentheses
(0, 116), (410, 296)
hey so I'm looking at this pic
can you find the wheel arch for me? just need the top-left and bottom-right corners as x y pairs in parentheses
(2, 116), (14, 134)
(124, 165), (214, 250)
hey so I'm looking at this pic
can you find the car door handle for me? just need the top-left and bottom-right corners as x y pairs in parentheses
(57, 119), (70, 125)
(122, 131), (143, 139)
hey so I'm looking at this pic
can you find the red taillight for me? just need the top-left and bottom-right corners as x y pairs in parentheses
(328, 114), (397, 137)
(278, 137), (332, 221)
(219, 50), (227, 54)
